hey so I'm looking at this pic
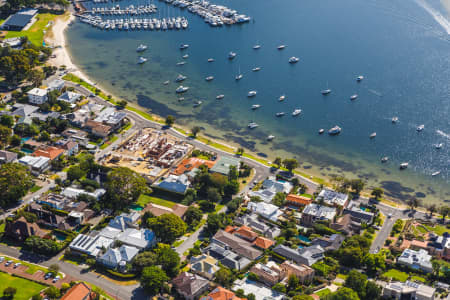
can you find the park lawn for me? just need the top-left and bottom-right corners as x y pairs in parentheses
(30, 185), (42, 193)
(0, 271), (46, 300)
(5, 13), (59, 45)
(383, 269), (409, 282)
(424, 224), (449, 236)
(136, 194), (176, 208)
(315, 288), (331, 298)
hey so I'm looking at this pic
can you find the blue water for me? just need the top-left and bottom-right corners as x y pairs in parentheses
(66, 0), (450, 203)
(297, 235), (311, 243)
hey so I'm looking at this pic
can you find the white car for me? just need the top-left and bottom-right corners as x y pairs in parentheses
(0, 257), (4, 263)
(14, 262), (21, 268)
(53, 276), (60, 283)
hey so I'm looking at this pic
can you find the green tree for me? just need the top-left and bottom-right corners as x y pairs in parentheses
(272, 283), (286, 293)
(427, 204), (437, 218)
(371, 187), (384, 200)
(0, 125), (12, 147)
(0, 163), (33, 207)
(67, 165), (86, 181)
(165, 115), (175, 127)
(191, 126), (201, 137)
(28, 68), (45, 87)
(247, 294), (256, 300)
(116, 100), (127, 109)
(439, 206), (450, 221)
(224, 180), (239, 197)
(140, 266), (168, 295)
(198, 200), (215, 212)
(207, 187), (222, 203)
(10, 134), (21, 146)
(236, 147), (244, 156)
(132, 251), (157, 273)
(272, 192), (286, 207)
(0, 115), (14, 128)
(214, 267), (233, 287)
(344, 270), (367, 299)
(407, 198), (421, 211)
(148, 214), (187, 244)
(324, 287), (360, 300)
(39, 130), (50, 141)
(104, 167), (149, 210)
(205, 213), (227, 235)
(292, 296), (314, 300)
(365, 281), (381, 300)
(44, 286), (61, 300)
(3, 287), (16, 299)
(184, 206), (203, 227)
(350, 179), (365, 194)
(48, 264), (59, 274)
(287, 274), (300, 291)
(31, 294), (43, 300)
(283, 158), (299, 173)
(273, 157), (282, 169)
(154, 243), (181, 277)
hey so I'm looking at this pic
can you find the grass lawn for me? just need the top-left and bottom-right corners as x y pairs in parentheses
(410, 275), (426, 283)
(214, 204), (225, 213)
(0, 271), (46, 300)
(0, 223), (5, 233)
(5, 13), (59, 45)
(315, 288), (331, 298)
(299, 193), (313, 198)
(136, 194), (176, 208)
(336, 274), (347, 280)
(383, 269), (409, 282)
(30, 185), (42, 193)
(424, 224), (449, 236)
(172, 240), (183, 248)
(100, 135), (118, 149)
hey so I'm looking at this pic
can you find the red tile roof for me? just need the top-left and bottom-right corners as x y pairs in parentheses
(286, 194), (312, 206)
(234, 225), (258, 241)
(32, 146), (65, 160)
(60, 282), (94, 300)
(200, 287), (244, 300)
(252, 236), (275, 249)
(173, 157), (216, 175)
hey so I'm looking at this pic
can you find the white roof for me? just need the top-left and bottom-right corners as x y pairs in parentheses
(247, 202), (283, 222)
(100, 245), (139, 265)
(48, 79), (65, 89)
(233, 279), (284, 300)
(58, 91), (81, 102)
(18, 155), (50, 169)
(69, 233), (114, 257)
(27, 88), (47, 97)
(318, 188), (348, 206)
(61, 187), (106, 199)
(117, 228), (155, 249)
(303, 203), (336, 220)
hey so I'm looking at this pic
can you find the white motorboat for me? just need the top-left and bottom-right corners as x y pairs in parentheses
(138, 56), (147, 64)
(435, 143), (443, 149)
(276, 112), (286, 117)
(392, 117), (399, 123)
(235, 65), (243, 81)
(279, 95), (285, 101)
(328, 125), (341, 135)
(178, 97), (185, 102)
(176, 61), (186, 66)
(216, 94), (224, 100)
(208, 58), (215, 62)
(182, 54), (189, 59)
(350, 94), (358, 100)
(292, 109), (302, 116)
(175, 74), (187, 82)
(248, 122), (258, 129)
(176, 85), (189, 93)
(253, 44), (261, 50)
(321, 89), (331, 95)
(356, 75), (364, 82)
(267, 135), (275, 141)
(289, 57), (299, 63)
(251, 104), (261, 110)
(381, 156), (389, 163)
(370, 132), (376, 139)
(228, 51), (236, 59)
(319, 129), (325, 134)
(205, 76), (214, 81)
(417, 124), (425, 132)
(136, 44), (148, 52)
(432, 171), (441, 176)
(252, 67), (261, 72)
(193, 101), (202, 107)
(163, 80), (169, 85)
(248, 90), (257, 97)
(277, 45), (286, 50)
(180, 44), (189, 50)
(400, 162), (408, 169)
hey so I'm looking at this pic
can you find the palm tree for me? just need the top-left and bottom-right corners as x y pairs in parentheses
(236, 147), (244, 156)
(371, 187), (384, 200)
(427, 204), (437, 218)
(191, 126), (201, 138)
(407, 198), (420, 212)
(273, 157), (282, 169)
(439, 206), (450, 222)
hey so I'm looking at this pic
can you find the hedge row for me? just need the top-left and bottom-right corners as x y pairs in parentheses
(105, 269), (137, 279)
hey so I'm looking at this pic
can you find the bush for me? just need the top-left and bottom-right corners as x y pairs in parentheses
(247, 272), (259, 282)
(106, 269), (137, 279)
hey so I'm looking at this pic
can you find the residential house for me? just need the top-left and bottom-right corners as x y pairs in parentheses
(38, 193), (67, 209)
(212, 230), (262, 260)
(301, 204), (336, 226)
(397, 249), (433, 273)
(9, 103), (39, 119)
(203, 243), (251, 271)
(190, 254), (220, 280)
(0, 150), (17, 164)
(84, 120), (112, 138)
(234, 213), (281, 239)
(171, 272), (210, 300)
(61, 128), (89, 146)
(173, 157), (216, 175)
(69, 232), (114, 257)
(1, 9), (37, 31)
(58, 91), (82, 104)
(18, 155), (50, 174)
(330, 213), (363, 235)
(93, 107), (127, 130)
(142, 203), (188, 219)
(232, 279), (284, 300)
(27, 88), (48, 104)
(286, 194), (312, 207)
(60, 282), (96, 300)
(247, 202), (283, 222)
(98, 245), (139, 270)
(234, 225), (258, 242)
(248, 177), (293, 203)
(27, 203), (66, 228)
(343, 201), (375, 224)
(311, 234), (345, 251)
(116, 228), (156, 250)
(280, 261), (314, 284)
(157, 174), (190, 194)
(68, 103), (104, 127)
(381, 281), (436, 300)
(32, 146), (65, 161)
(55, 140), (79, 156)
(317, 188), (349, 208)
(61, 187), (106, 200)
(250, 261), (284, 286)
(200, 287), (244, 300)
(427, 233), (450, 261)
(253, 236), (275, 250)
(5, 217), (46, 241)
(47, 79), (65, 92)
(273, 244), (325, 266)
(209, 156), (240, 176)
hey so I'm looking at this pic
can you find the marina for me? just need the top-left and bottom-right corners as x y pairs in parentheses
(79, 15), (189, 30)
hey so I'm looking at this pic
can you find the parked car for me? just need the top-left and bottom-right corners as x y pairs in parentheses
(14, 262), (21, 268)
(52, 275), (60, 283)
(0, 257), (4, 263)
(5, 260), (13, 266)
(44, 272), (53, 280)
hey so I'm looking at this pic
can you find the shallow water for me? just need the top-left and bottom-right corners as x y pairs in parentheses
(66, 0), (450, 204)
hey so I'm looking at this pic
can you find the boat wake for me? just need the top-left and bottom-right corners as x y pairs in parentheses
(437, 129), (450, 140)
(415, 0), (450, 34)
(368, 89), (383, 97)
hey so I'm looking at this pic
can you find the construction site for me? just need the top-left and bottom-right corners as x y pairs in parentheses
(99, 128), (192, 181)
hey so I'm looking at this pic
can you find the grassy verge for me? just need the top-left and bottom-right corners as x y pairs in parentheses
(383, 269), (409, 282)
(30, 185), (42, 193)
(214, 204), (225, 213)
(315, 288), (331, 298)
(423, 224), (448, 236)
(100, 135), (118, 149)
(0, 271), (46, 300)
(5, 13), (60, 46)
(136, 194), (176, 208)
(172, 240), (184, 248)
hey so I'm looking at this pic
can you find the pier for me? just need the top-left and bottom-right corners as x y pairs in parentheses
(84, 4), (157, 16)
(79, 15), (188, 30)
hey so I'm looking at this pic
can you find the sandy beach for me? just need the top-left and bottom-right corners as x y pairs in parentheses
(46, 13), (93, 84)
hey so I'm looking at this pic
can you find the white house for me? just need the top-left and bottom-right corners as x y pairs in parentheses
(27, 88), (48, 104)
(58, 91), (82, 104)
(397, 249), (433, 273)
(98, 245), (139, 269)
(18, 155), (50, 175)
(47, 79), (65, 92)
(247, 202), (283, 222)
